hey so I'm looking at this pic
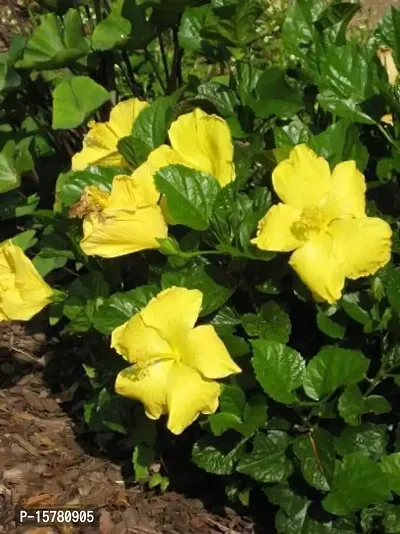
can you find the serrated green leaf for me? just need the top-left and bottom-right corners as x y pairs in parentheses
(52, 76), (109, 129)
(316, 311), (346, 339)
(133, 443), (154, 481)
(242, 301), (291, 344)
(364, 395), (391, 415)
(323, 453), (392, 516)
(380, 453), (400, 494)
(237, 431), (292, 483)
(0, 141), (19, 194)
(192, 436), (245, 475)
(335, 423), (388, 460)
(338, 384), (364, 426)
(293, 428), (335, 491)
(303, 347), (369, 401)
(251, 340), (305, 404)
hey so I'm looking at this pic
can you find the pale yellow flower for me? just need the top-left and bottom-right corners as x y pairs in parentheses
(378, 47), (399, 86)
(252, 145), (392, 303)
(72, 99), (149, 171)
(111, 287), (241, 435)
(75, 173), (168, 258)
(0, 241), (53, 321)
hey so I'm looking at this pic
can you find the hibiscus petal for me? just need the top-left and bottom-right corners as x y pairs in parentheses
(140, 287), (203, 349)
(272, 145), (331, 208)
(329, 217), (392, 279)
(108, 98), (149, 138)
(322, 161), (366, 220)
(80, 206), (168, 258)
(71, 145), (125, 171)
(289, 232), (345, 303)
(115, 360), (173, 420)
(180, 325), (241, 379)
(251, 203), (303, 251)
(168, 109), (235, 187)
(108, 174), (159, 211)
(111, 314), (173, 364)
(166, 363), (220, 435)
(0, 242), (53, 321)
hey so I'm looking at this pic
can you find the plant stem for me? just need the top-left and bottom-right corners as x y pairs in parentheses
(121, 51), (143, 98)
(145, 49), (166, 94)
(158, 32), (169, 83)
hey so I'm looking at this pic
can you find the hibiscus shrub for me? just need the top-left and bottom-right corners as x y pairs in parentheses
(2, 0), (400, 532)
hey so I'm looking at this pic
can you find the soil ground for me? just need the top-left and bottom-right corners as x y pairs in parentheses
(0, 321), (256, 534)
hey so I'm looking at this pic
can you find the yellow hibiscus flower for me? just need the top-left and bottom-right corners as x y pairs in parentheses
(71, 98), (149, 171)
(73, 172), (167, 258)
(111, 286), (241, 435)
(252, 145), (392, 303)
(0, 241), (53, 321)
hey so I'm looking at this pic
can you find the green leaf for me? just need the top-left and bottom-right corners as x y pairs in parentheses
(220, 334), (250, 359)
(364, 395), (391, 415)
(132, 443), (154, 481)
(219, 384), (245, 417)
(242, 301), (291, 344)
(197, 82), (239, 117)
(131, 95), (177, 159)
(380, 453), (400, 494)
(0, 141), (20, 194)
(248, 68), (304, 119)
(340, 292), (370, 325)
(92, 13), (131, 51)
(317, 91), (374, 125)
(383, 504), (400, 533)
(275, 507), (332, 534)
(264, 483), (308, 518)
(382, 265), (400, 314)
(251, 340), (305, 404)
(237, 431), (292, 483)
(335, 423), (388, 460)
(338, 385), (364, 426)
(52, 76), (109, 129)
(316, 311), (346, 339)
(178, 5), (210, 51)
(63, 272), (109, 332)
(376, 6), (400, 65)
(293, 428), (335, 491)
(310, 119), (369, 172)
(92, 285), (159, 334)
(55, 165), (124, 210)
(303, 347), (369, 401)
(10, 230), (37, 251)
(192, 436), (245, 475)
(162, 260), (235, 316)
(323, 453), (392, 516)
(17, 10), (90, 70)
(155, 165), (221, 231)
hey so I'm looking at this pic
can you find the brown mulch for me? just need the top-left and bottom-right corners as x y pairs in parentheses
(0, 321), (256, 534)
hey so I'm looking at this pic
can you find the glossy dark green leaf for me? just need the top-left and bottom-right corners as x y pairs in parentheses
(237, 431), (292, 483)
(162, 260), (235, 316)
(52, 76), (109, 129)
(242, 301), (291, 344)
(338, 385), (364, 426)
(323, 453), (392, 516)
(303, 347), (369, 401)
(380, 453), (400, 494)
(251, 340), (305, 404)
(248, 68), (303, 119)
(293, 428), (335, 491)
(335, 423), (388, 460)
(192, 436), (245, 475)
(196, 82), (239, 117)
(316, 310), (346, 339)
(155, 165), (221, 230)
(92, 285), (160, 334)
(178, 5), (210, 51)
(340, 293), (370, 325)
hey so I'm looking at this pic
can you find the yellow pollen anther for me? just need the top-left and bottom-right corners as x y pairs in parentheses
(291, 205), (326, 241)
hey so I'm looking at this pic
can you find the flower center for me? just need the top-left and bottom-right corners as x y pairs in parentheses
(291, 205), (326, 241)
(69, 186), (110, 219)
